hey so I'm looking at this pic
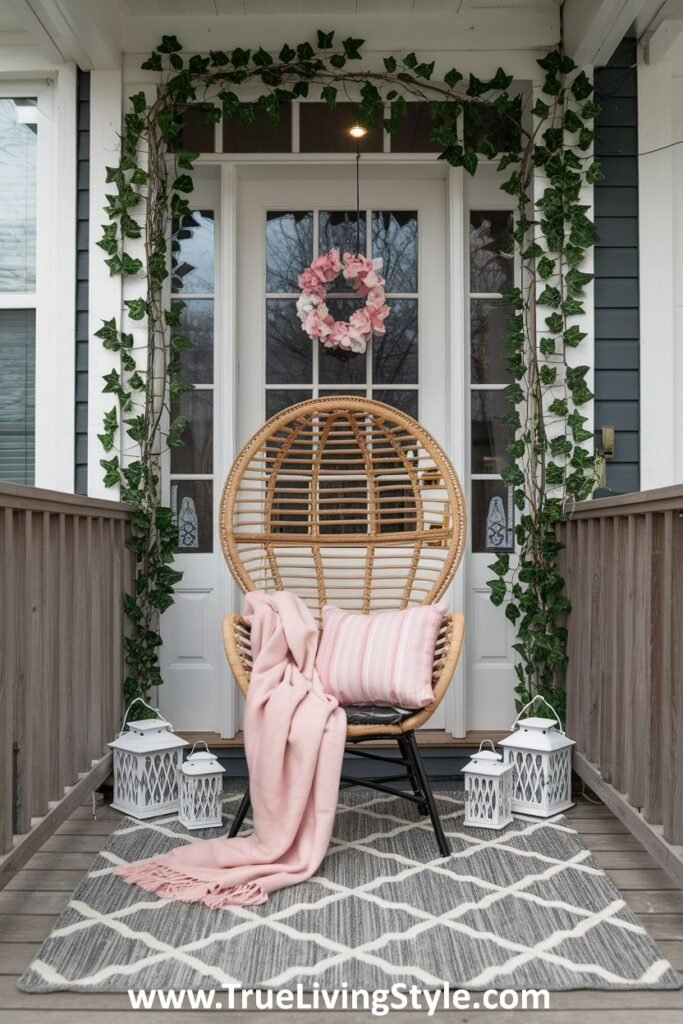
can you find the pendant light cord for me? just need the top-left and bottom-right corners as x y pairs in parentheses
(355, 142), (361, 256)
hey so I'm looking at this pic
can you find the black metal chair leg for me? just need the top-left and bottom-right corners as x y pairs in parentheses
(402, 731), (450, 858)
(228, 784), (251, 837)
(397, 735), (428, 815)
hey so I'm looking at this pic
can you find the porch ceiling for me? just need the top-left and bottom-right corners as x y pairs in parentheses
(0, 0), (647, 74)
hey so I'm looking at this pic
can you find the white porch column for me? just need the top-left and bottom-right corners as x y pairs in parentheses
(638, 58), (676, 489)
(34, 61), (77, 493)
(87, 68), (122, 499)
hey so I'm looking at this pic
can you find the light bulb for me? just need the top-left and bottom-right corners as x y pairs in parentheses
(348, 124), (368, 139)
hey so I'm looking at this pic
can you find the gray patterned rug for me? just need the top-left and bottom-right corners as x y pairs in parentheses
(18, 789), (682, 992)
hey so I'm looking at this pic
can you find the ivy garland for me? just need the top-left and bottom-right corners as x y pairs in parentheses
(97, 30), (599, 720)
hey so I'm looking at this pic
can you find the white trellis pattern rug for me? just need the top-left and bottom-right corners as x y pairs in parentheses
(18, 789), (682, 992)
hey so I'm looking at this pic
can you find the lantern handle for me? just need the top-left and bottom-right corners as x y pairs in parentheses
(188, 740), (211, 758)
(478, 739), (497, 753)
(511, 694), (564, 735)
(117, 697), (170, 738)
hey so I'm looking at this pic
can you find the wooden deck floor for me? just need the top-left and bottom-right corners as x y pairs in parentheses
(0, 794), (682, 1023)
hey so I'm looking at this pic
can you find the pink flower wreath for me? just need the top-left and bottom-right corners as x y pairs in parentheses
(296, 248), (390, 355)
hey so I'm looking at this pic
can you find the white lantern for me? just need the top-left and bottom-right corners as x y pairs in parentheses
(178, 742), (226, 830)
(498, 695), (575, 818)
(463, 740), (514, 830)
(109, 698), (188, 819)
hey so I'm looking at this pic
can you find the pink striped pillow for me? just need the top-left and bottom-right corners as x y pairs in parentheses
(315, 604), (448, 708)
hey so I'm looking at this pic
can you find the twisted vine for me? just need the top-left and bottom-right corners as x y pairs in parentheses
(97, 31), (599, 720)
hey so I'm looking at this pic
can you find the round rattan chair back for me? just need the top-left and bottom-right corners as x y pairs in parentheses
(220, 396), (466, 624)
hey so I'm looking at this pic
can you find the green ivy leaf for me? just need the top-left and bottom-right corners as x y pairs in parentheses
(157, 35), (182, 54)
(444, 68), (463, 89)
(278, 43), (295, 62)
(342, 36), (364, 59)
(563, 324), (587, 347)
(124, 298), (148, 321)
(539, 365), (558, 385)
(586, 161), (604, 184)
(537, 255), (556, 279)
(537, 285), (561, 308)
(539, 336), (556, 357)
(487, 579), (507, 607)
(571, 71), (593, 101)
(317, 29), (335, 49)
(100, 456), (121, 489)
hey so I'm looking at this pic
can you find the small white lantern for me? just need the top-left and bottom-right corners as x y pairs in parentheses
(178, 742), (226, 830)
(463, 740), (514, 830)
(498, 695), (575, 818)
(109, 698), (188, 819)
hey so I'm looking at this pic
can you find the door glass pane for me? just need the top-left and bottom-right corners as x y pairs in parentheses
(372, 211), (418, 292)
(266, 299), (312, 384)
(266, 211), (313, 292)
(470, 211), (514, 293)
(171, 106), (215, 153)
(470, 299), (514, 385)
(471, 390), (513, 474)
(173, 299), (213, 385)
(373, 299), (417, 384)
(373, 389), (418, 419)
(319, 211), (367, 290)
(266, 388), (312, 419)
(0, 99), (37, 293)
(170, 390), (213, 474)
(0, 309), (35, 483)
(171, 479), (213, 553)
(390, 104), (442, 153)
(471, 479), (515, 553)
(171, 211), (214, 293)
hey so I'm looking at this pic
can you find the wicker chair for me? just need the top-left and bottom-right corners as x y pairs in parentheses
(219, 396), (466, 857)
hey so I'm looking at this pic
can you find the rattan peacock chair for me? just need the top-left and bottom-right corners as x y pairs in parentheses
(220, 396), (466, 856)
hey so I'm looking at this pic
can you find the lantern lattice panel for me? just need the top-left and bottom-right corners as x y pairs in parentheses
(113, 749), (182, 815)
(511, 751), (545, 806)
(548, 750), (571, 805)
(466, 776), (497, 822)
(179, 775), (224, 829)
(220, 397), (466, 625)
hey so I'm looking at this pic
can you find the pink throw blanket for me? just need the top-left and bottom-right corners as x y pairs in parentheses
(116, 591), (347, 908)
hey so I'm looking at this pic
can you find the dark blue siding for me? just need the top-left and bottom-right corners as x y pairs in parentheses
(75, 70), (90, 495)
(594, 38), (640, 493)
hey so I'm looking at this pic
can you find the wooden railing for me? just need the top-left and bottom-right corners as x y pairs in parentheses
(0, 483), (134, 864)
(560, 484), (683, 884)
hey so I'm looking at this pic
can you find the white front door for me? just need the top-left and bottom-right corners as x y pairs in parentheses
(237, 166), (451, 730)
(158, 162), (518, 738)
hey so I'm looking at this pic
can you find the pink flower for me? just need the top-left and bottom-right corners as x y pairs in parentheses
(368, 303), (390, 335)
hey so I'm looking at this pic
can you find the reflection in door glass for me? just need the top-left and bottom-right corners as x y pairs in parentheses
(264, 208), (418, 422)
(266, 211), (313, 292)
(171, 211), (214, 293)
(372, 211), (417, 293)
(471, 479), (515, 552)
(469, 211), (514, 293)
(470, 299), (514, 385)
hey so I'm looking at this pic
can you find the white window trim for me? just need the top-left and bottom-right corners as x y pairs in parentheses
(0, 67), (77, 493)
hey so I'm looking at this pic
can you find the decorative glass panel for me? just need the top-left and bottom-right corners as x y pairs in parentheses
(471, 479), (515, 553)
(0, 99), (37, 293)
(373, 299), (417, 384)
(300, 103), (383, 153)
(390, 103), (442, 153)
(173, 299), (213, 385)
(0, 309), (35, 484)
(170, 390), (213, 475)
(471, 390), (513, 474)
(470, 299), (514, 385)
(373, 389), (418, 419)
(266, 299), (312, 384)
(171, 479), (213, 553)
(470, 211), (514, 293)
(372, 211), (418, 292)
(266, 211), (313, 292)
(223, 104), (291, 153)
(266, 388), (312, 419)
(319, 212), (367, 290)
(171, 211), (214, 293)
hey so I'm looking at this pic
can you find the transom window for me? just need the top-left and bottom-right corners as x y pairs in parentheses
(264, 208), (418, 420)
